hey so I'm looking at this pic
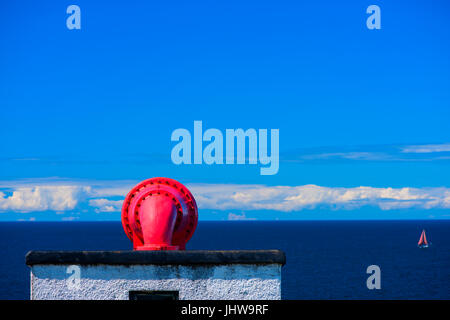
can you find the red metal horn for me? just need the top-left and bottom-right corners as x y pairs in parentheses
(121, 178), (198, 250)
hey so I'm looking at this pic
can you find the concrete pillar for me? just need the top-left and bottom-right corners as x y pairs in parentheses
(26, 250), (285, 300)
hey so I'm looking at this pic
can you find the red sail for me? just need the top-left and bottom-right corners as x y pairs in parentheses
(422, 230), (428, 245)
(418, 230), (424, 245)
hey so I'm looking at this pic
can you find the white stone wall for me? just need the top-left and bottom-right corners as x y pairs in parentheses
(30, 264), (281, 300)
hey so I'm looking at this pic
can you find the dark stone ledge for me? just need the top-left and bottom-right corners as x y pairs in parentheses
(26, 250), (286, 266)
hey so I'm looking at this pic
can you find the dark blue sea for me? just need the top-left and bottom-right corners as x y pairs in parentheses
(0, 221), (449, 300)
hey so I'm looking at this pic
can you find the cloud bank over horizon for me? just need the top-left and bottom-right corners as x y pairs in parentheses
(0, 179), (449, 220)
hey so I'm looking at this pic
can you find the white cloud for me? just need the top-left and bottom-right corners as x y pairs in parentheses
(189, 184), (450, 211)
(0, 186), (90, 212)
(88, 198), (123, 213)
(0, 179), (131, 214)
(1, 179), (450, 214)
(61, 216), (79, 221)
(299, 152), (390, 161)
(284, 143), (450, 163)
(227, 212), (256, 221)
(401, 143), (450, 153)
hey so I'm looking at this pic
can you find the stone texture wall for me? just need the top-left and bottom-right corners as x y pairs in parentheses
(30, 263), (281, 300)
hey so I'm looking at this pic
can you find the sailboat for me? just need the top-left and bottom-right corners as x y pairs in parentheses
(417, 229), (430, 248)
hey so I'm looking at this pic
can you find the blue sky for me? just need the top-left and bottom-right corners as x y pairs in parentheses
(1, 0), (450, 220)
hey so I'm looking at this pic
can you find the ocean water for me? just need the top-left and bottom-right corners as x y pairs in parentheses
(0, 220), (448, 300)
